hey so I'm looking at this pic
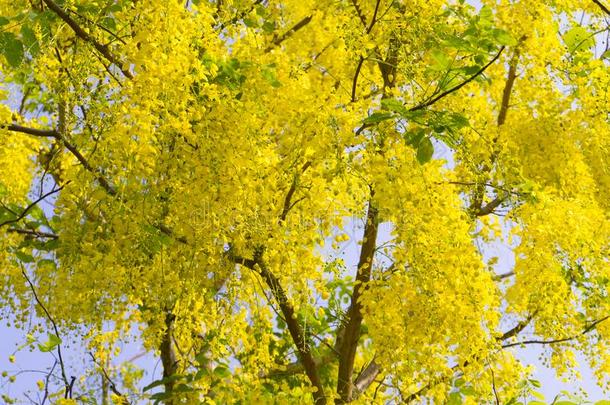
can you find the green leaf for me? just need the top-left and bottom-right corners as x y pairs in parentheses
(446, 392), (462, 405)
(0, 32), (24, 67)
(594, 401), (610, 405)
(416, 137), (434, 164)
(405, 128), (426, 147)
(29, 205), (46, 222)
(101, 17), (117, 32)
(491, 28), (517, 46)
(143, 374), (184, 392)
(38, 333), (61, 352)
(446, 112), (470, 130)
(444, 35), (471, 51)
(0, 17), (9, 26)
(430, 49), (451, 71)
(15, 251), (34, 263)
(262, 21), (275, 34)
(37, 259), (57, 270)
(363, 112), (394, 124)
(531, 391), (545, 400)
(149, 391), (172, 400)
(460, 385), (476, 396)
(479, 6), (493, 22)
(214, 365), (231, 378)
(380, 98), (408, 115)
(564, 26), (594, 53)
(261, 68), (281, 88)
(173, 384), (196, 393)
(20, 26), (39, 56)
(528, 379), (541, 388)
(243, 17), (258, 28)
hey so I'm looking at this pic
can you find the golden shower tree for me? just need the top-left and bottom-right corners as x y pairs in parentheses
(0, 0), (609, 403)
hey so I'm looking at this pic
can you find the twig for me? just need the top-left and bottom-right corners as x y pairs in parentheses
(42, 0), (133, 79)
(493, 271), (514, 281)
(501, 315), (610, 348)
(41, 361), (57, 405)
(0, 184), (66, 228)
(88, 352), (129, 402)
(7, 229), (59, 239)
(408, 47), (505, 112)
(490, 368), (500, 405)
(20, 267), (71, 397)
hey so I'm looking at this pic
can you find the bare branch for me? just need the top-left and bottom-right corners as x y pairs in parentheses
(351, 0), (382, 102)
(351, 56), (366, 102)
(349, 0), (368, 27)
(491, 368), (500, 405)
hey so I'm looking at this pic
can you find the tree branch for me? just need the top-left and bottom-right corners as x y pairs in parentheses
(498, 315), (534, 341)
(3, 122), (117, 196)
(349, 0), (368, 27)
(501, 315), (610, 349)
(7, 228), (59, 239)
(41, 0), (133, 79)
(353, 360), (381, 398)
(57, 135), (117, 195)
(231, 251), (327, 404)
(88, 352), (128, 402)
(409, 47), (505, 112)
(474, 193), (507, 217)
(21, 267), (72, 397)
(593, 0), (610, 15)
(280, 161), (311, 222)
(496, 50), (520, 126)
(350, 0), (382, 102)
(336, 196), (379, 403)
(492, 271), (514, 281)
(0, 184), (66, 228)
(1, 124), (59, 138)
(265, 15), (313, 52)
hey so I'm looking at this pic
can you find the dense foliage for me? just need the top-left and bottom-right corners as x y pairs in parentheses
(0, 0), (609, 403)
